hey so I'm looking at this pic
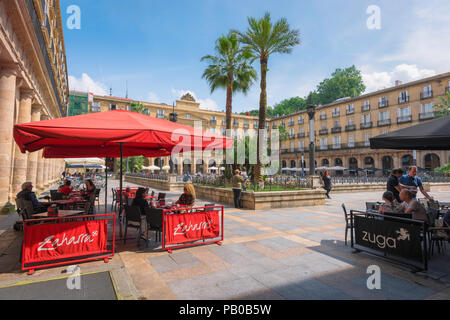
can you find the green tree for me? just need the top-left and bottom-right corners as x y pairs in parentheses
(201, 32), (257, 132)
(315, 65), (366, 104)
(234, 12), (300, 183)
(127, 102), (146, 173)
(434, 92), (450, 118)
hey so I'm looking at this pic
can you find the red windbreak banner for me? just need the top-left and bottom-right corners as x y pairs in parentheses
(165, 210), (220, 245)
(23, 220), (108, 264)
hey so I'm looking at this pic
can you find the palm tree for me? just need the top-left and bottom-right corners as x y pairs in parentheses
(201, 32), (257, 133)
(233, 12), (300, 182)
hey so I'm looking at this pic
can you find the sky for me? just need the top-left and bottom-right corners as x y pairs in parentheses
(62, 0), (450, 113)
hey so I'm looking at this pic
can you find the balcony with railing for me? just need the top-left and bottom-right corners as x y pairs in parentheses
(298, 119), (304, 125)
(332, 144), (342, 150)
(419, 112), (435, 121)
(420, 91), (433, 100)
(345, 124), (356, 132)
(397, 115), (412, 124)
(243, 123), (249, 129)
(360, 122), (373, 129)
(289, 134), (296, 140)
(331, 127), (342, 134)
(332, 111), (340, 118)
(377, 119), (391, 127)
(288, 121), (295, 127)
(398, 96), (409, 104)
(378, 101), (389, 108)
(210, 119), (217, 125)
(320, 114), (327, 120)
(361, 104), (370, 112)
(319, 145), (328, 150)
(319, 129), (328, 135)
(297, 132), (305, 138)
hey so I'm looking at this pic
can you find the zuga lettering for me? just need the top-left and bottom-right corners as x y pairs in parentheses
(38, 232), (97, 251)
(174, 219), (214, 236)
(362, 231), (396, 249)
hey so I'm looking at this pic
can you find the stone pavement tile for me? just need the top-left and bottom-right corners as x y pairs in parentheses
(424, 287), (450, 300)
(244, 241), (311, 260)
(228, 287), (285, 300)
(296, 231), (335, 243)
(281, 234), (319, 247)
(169, 282), (229, 300)
(120, 253), (178, 300)
(230, 226), (265, 237)
(158, 263), (215, 282)
(270, 223), (302, 231)
(294, 278), (354, 300)
(217, 276), (266, 298)
(190, 247), (233, 271)
(351, 272), (436, 300)
(257, 237), (304, 251)
(148, 251), (203, 274)
(271, 283), (323, 300)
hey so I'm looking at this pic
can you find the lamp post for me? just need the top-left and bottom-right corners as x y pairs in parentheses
(169, 102), (178, 174)
(306, 104), (316, 176)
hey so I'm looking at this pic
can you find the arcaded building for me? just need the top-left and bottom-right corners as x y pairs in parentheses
(0, 0), (68, 210)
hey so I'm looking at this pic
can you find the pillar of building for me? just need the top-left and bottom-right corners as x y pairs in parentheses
(11, 89), (33, 195)
(36, 149), (45, 190)
(25, 104), (42, 187)
(43, 158), (50, 187)
(0, 68), (18, 207)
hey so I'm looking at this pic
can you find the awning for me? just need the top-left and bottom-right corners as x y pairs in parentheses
(370, 115), (450, 150)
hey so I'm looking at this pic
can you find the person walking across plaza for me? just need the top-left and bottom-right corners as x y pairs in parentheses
(321, 170), (332, 199)
(386, 168), (404, 203)
(399, 166), (434, 201)
(232, 169), (245, 208)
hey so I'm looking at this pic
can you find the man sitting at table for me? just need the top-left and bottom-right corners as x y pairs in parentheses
(16, 182), (51, 214)
(399, 166), (434, 202)
(397, 189), (428, 222)
(58, 180), (73, 196)
(175, 184), (196, 207)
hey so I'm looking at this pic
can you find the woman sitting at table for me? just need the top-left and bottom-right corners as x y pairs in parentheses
(132, 187), (150, 215)
(175, 184), (196, 207)
(84, 179), (96, 200)
(378, 191), (399, 215)
(58, 180), (73, 196)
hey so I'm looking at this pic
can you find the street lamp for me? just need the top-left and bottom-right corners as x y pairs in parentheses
(168, 102), (177, 174)
(306, 104), (316, 176)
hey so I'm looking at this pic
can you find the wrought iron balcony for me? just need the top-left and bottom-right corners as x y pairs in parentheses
(398, 96), (409, 104)
(210, 120), (217, 125)
(320, 114), (327, 120)
(345, 124), (356, 132)
(361, 104), (370, 112)
(331, 127), (342, 134)
(346, 109), (354, 115)
(297, 132), (305, 138)
(319, 129), (328, 135)
(419, 112), (435, 121)
(420, 91), (433, 100)
(378, 101), (389, 108)
(289, 122), (295, 127)
(332, 112), (340, 118)
(360, 122), (373, 129)
(397, 115), (412, 124)
(377, 119), (391, 127)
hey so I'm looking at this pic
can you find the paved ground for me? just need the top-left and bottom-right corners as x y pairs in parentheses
(0, 181), (449, 300)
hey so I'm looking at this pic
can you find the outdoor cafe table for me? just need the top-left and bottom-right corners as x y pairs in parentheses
(50, 198), (86, 210)
(32, 210), (85, 218)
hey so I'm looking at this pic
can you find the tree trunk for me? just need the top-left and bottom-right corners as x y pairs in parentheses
(254, 57), (268, 183)
(225, 77), (234, 176)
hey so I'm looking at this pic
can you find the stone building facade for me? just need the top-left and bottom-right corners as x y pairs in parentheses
(0, 0), (68, 210)
(272, 72), (450, 174)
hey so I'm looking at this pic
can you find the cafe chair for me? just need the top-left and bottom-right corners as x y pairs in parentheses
(95, 188), (101, 211)
(50, 189), (58, 199)
(51, 192), (65, 201)
(365, 202), (379, 213)
(157, 193), (166, 207)
(144, 207), (163, 245)
(84, 192), (96, 215)
(111, 188), (117, 211)
(341, 204), (352, 246)
(427, 208), (448, 257)
(123, 206), (143, 245)
(15, 198), (33, 222)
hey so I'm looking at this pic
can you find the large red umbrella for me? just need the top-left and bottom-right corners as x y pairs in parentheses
(14, 109), (232, 157)
(13, 110), (233, 224)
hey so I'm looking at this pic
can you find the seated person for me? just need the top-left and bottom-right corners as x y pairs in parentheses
(175, 184), (196, 207)
(378, 191), (399, 214)
(397, 189), (428, 222)
(444, 210), (450, 227)
(83, 179), (96, 201)
(16, 182), (51, 214)
(131, 187), (151, 215)
(58, 180), (73, 196)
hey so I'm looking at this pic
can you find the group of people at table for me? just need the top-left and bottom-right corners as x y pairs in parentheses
(128, 183), (196, 217)
(379, 166), (450, 225)
(16, 179), (97, 216)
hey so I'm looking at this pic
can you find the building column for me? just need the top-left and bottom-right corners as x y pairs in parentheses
(26, 104), (42, 187)
(43, 158), (50, 187)
(11, 89), (33, 195)
(36, 149), (45, 190)
(0, 68), (18, 207)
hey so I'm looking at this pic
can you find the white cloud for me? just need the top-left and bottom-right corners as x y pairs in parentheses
(147, 91), (160, 103)
(379, 1), (450, 72)
(361, 64), (436, 93)
(171, 89), (220, 111)
(68, 73), (108, 96)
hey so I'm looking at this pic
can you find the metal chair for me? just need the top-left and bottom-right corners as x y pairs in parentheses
(84, 191), (96, 215)
(157, 193), (166, 207)
(341, 204), (352, 246)
(94, 188), (101, 211)
(123, 206), (143, 245)
(144, 207), (163, 245)
(51, 192), (65, 201)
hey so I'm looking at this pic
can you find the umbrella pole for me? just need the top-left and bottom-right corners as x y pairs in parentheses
(105, 157), (108, 214)
(119, 143), (123, 238)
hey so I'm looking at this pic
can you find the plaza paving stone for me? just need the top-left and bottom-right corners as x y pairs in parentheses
(0, 180), (449, 300)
